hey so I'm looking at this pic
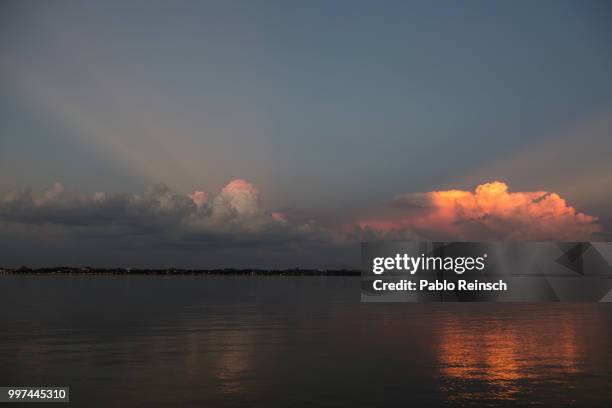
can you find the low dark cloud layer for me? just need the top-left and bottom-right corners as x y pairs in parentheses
(0, 181), (606, 268)
(0, 180), (352, 268)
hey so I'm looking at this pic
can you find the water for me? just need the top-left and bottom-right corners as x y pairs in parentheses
(1, 275), (612, 407)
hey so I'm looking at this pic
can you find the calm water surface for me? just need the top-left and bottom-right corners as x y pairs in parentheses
(1, 276), (612, 407)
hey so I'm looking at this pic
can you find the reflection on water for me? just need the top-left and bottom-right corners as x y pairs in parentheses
(211, 329), (254, 395)
(435, 308), (589, 404)
(1, 276), (612, 407)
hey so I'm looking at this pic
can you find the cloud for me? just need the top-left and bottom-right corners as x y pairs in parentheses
(0, 179), (340, 251)
(188, 190), (207, 209)
(356, 181), (602, 241)
(0, 180), (603, 268)
(214, 179), (260, 216)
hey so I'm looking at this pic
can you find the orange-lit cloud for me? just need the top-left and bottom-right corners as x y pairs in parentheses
(357, 181), (601, 241)
(218, 179), (259, 215)
(188, 190), (207, 208)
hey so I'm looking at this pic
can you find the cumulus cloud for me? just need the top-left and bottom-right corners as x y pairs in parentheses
(217, 179), (259, 215)
(0, 179), (338, 252)
(356, 181), (602, 241)
(188, 190), (207, 209)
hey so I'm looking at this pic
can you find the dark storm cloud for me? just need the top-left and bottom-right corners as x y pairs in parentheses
(0, 183), (192, 228)
(0, 181), (348, 267)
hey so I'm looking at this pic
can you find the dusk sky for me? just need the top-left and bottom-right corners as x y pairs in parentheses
(1, 0), (612, 268)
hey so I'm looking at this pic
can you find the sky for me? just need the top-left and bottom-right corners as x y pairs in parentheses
(1, 0), (612, 268)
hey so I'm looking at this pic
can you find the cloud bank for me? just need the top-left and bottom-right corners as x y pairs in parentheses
(356, 181), (601, 241)
(0, 179), (335, 241)
(0, 180), (603, 267)
(0, 180), (347, 268)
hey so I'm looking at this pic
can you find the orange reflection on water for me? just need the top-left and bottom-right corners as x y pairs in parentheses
(436, 309), (584, 402)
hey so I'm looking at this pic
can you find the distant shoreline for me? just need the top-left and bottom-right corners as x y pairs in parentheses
(0, 267), (360, 276)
